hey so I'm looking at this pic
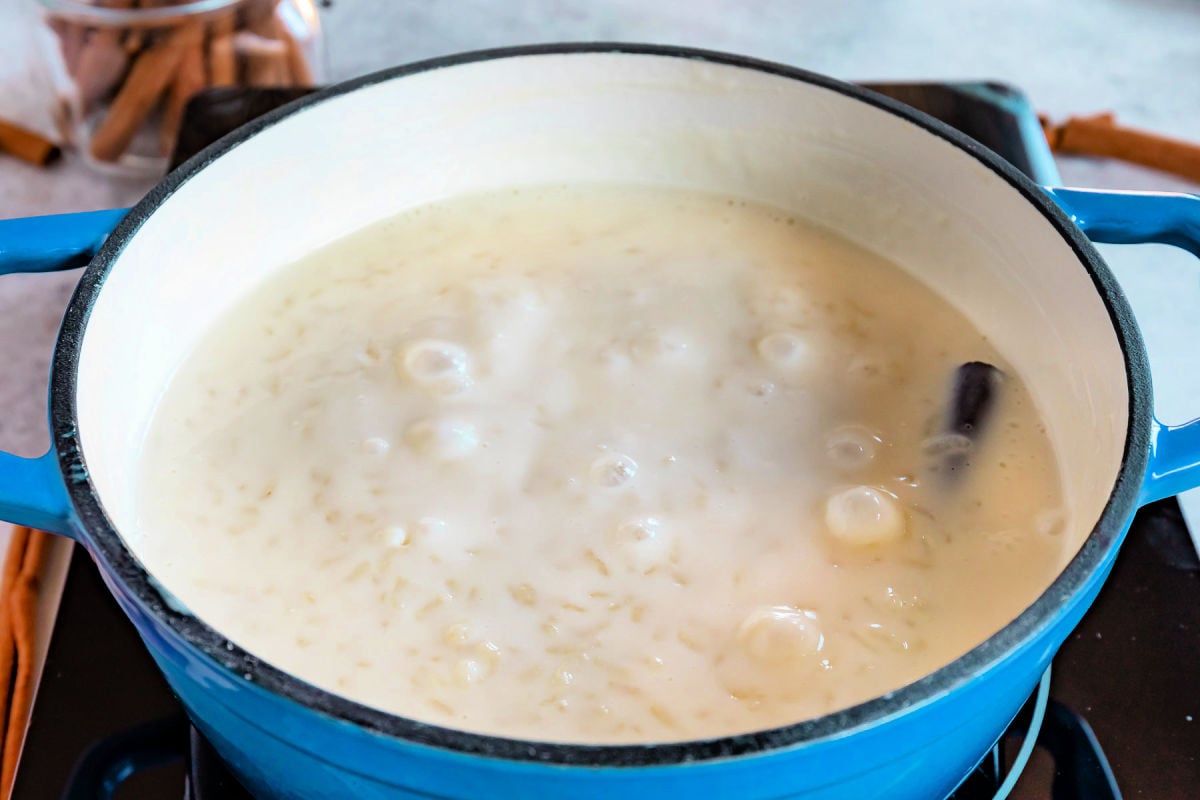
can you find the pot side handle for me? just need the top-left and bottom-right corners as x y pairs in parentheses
(0, 208), (128, 537)
(0, 208), (129, 274)
(1045, 187), (1200, 505)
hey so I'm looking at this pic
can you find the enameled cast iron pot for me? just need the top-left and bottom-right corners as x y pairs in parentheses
(1, 45), (1199, 800)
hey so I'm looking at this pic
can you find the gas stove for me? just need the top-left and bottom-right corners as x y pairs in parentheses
(14, 81), (1200, 799)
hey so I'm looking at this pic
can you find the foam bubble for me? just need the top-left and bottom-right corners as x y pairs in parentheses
(611, 516), (671, 572)
(454, 658), (487, 685)
(756, 331), (809, 368)
(738, 606), (825, 663)
(399, 339), (473, 395)
(590, 453), (638, 488)
(406, 418), (479, 460)
(825, 426), (881, 471)
(825, 486), (906, 546)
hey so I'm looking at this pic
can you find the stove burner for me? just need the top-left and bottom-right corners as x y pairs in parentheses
(59, 669), (1119, 800)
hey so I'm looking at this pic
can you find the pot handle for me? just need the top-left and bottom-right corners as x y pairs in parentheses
(1045, 187), (1200, 505)
(0, 208), (128, 273)
(0, 208), (128, 536)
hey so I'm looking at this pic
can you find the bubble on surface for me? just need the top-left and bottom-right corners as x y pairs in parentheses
(825, 486), (906, 545)
(406, 418), (479, 460)
(756, 331), (809, 367)
(590, 453), (638, 488)
(825, 426), (882, 471)
(398, 339), (473, 395)
(738, 606), (825, 663)
(611, 516), (672, 572)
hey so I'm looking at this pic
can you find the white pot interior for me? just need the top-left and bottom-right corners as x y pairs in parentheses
(76, 51), (1128, 580)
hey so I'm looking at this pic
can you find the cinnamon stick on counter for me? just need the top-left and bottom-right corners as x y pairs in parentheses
(0, 531), (50, 793)
(208, 16), (238, 87)
(236, 32), (289, 87)
(0, 120), (61, 167)
(0, 528), (27, 758)
(48, 0), (314, 164)
(246, 13), (314, 87)
(1042, 112), (1200, 185)
(89, 22), (203, 162)
(281, 27), (315, 87)
(159, 37), (207, 156)
(0, 527), (53, 797)
(71, 0), (136, 112)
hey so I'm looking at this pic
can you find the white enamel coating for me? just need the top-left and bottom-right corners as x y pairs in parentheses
(75, 53), (1127, 565)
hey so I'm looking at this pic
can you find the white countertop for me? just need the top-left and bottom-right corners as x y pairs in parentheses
(1, 0), (1199, 527)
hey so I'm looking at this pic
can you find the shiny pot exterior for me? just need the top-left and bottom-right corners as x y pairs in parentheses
(3, 45), (1200, 799)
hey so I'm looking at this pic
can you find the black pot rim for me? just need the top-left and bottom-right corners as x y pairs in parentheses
(49, 42), (1151, 767)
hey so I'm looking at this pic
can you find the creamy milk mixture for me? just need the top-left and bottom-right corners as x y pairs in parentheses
(137, 186), (1068, 743)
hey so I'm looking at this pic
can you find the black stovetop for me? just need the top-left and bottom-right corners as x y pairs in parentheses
(12, 82), (1200, 800)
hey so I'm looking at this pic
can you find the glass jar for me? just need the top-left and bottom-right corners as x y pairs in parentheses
(37, 0), (325, 178)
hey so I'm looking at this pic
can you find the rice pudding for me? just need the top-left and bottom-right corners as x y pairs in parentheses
(136, 185), (1069, 743)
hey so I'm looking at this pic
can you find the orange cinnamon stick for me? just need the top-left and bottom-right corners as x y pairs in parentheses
(208, 16), (238, 87)
(244, 7), (315, 88)
(72, 0), (137, 112)
(159, 36), (207, 156)
(0, 527), (29, 776)
(237, 32), (289, 87)
(0, 120), (61, 167)
(1042, 112), (1200, 185)
(0, 530), (50, 794)
(265, 16), (314, 88)
(281, 27), (314, 87)
(89, 22), (202, 162)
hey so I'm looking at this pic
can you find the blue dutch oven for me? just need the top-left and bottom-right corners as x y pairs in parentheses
(1, 45), (1199, 800)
